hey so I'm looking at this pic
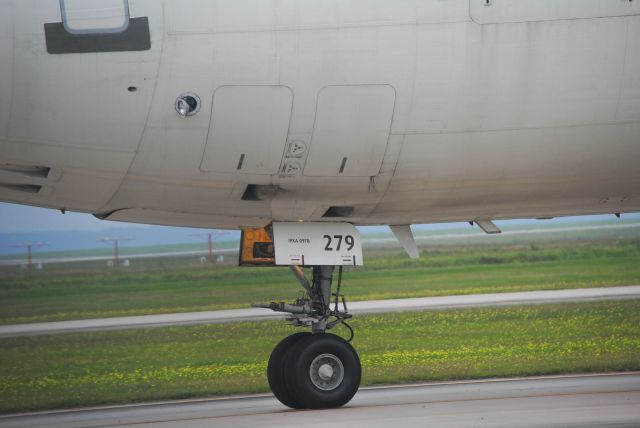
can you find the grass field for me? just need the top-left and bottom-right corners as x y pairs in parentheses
(0, 241), (639, 324)
(1, 300), (638, 414)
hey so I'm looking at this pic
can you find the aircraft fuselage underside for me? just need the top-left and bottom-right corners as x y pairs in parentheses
(1, 0), (639, 229)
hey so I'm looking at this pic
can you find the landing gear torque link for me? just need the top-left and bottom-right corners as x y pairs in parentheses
(255, 265), (361, 409)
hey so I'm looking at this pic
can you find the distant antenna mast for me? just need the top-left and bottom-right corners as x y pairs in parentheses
(98, 237), (134, 269)
(11, 242), (48, 270)
(190, 232), (229, 263)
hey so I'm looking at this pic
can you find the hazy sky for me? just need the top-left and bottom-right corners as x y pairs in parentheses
(0, 202), (147, 234)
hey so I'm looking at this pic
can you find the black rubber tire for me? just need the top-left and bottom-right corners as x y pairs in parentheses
(284, 333), (361, 409)
(267, 332), (311, 408)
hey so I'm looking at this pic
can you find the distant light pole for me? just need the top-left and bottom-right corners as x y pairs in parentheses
(11, 242), (48, 270)
(98, 237), (134, 269)
(190, 232), (228, 263)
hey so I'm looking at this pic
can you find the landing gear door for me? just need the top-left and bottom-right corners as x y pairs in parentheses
(272, 222), (363, 266)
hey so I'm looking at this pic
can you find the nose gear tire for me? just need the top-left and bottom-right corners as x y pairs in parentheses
(284, 333), (361, 409)
(267, 332), (311, 408)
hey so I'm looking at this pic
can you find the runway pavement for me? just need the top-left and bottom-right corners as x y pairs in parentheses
(1, 285), (639, 338)
(1, 373), (638, 427)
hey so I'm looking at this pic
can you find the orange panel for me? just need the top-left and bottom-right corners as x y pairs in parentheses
(239, 226), (275, 267)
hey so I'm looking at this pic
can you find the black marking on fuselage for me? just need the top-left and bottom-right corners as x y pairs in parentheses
(339, 157), (348, 174)
(237, 154), (246, 171)
(44, 17), (151, 54)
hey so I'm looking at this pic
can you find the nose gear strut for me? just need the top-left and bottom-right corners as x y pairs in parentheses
(253, 265), (354, 340)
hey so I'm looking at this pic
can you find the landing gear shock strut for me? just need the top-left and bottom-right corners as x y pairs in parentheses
(254, 265), (361, 409)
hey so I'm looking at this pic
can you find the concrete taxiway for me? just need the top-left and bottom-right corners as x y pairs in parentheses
(1, 373), (638, 428)
(1, 285), (638, 338)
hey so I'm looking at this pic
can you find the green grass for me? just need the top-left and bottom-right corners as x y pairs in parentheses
(1, 241), (640, 324)
(0, 241), (240, 262)
(1, 300), (638, 414)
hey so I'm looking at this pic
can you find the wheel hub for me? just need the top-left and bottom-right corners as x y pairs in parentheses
(318, 363), (334, 380)
(310, 353), (344, 391)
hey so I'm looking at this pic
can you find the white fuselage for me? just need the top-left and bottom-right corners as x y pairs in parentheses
(1, 0), (639, 229)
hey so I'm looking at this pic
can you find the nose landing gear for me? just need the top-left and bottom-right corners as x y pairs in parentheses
(256, 265), (361, 409)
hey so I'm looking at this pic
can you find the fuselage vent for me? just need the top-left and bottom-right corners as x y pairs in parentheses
(322, 206), (355, 218)
(0, 183), (42, 194)
(0, 164), (50, 179)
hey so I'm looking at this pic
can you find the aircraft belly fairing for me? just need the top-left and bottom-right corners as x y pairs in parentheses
(0, 0), (639, 226)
